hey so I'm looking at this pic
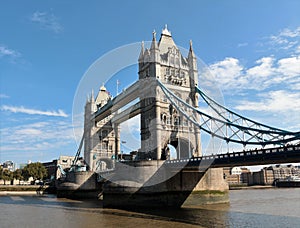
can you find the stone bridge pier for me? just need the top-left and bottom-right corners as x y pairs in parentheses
(103, 161), (228, 208)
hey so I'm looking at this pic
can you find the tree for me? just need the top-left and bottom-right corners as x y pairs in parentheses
(23, 162), (47, 182)
(2, 169), (13, 185)
(13, 169), (24, 184)
(0, 166), (3, 180)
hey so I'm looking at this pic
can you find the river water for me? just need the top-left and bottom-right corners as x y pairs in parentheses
(0, 188), (299, 228)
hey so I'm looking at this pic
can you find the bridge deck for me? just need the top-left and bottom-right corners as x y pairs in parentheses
(165, 144), (300, 169)
(93, 81), (140, 122)
(96, 144), (300, 180)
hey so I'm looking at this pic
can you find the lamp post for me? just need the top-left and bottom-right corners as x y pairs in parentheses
(121, 140), (126, 160)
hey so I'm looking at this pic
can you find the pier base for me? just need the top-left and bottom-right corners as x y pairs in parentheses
(103, 161), (229, 208)
(56, 171), (101, 199)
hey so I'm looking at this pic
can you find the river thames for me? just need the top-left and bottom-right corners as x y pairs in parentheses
(0, 188), (299, 227)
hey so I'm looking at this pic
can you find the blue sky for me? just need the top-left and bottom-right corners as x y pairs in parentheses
(1, 1), (300, 167)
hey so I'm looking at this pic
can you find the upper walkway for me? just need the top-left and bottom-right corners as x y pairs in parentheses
(165, 144), (300, 169)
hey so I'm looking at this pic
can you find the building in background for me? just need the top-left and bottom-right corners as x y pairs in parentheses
(42, 155), (87, 181)
(224, 164), (300, 186)
(223, 167), (250, 185)
(2, 160), (16, 172)
(247, 164), (300, 185)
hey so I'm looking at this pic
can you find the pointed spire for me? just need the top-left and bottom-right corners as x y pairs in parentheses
(138, 41), (144, 62)
(162, 24), (172, 36)
(188, 39), (196, 59)
(150, 29), (159, 62)
(189, 40), (193, 52)
(150, 30), (158, 50)
(153, 30), (156, 40)
(141, 41), (144, 53)
(91, 89), (94, 103)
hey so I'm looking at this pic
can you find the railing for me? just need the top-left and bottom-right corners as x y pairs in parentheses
(165, 144), (300, 165)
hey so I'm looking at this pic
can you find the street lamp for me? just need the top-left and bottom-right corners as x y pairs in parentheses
(121, 140), (126, 160)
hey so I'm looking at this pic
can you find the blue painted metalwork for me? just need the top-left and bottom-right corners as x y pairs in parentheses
(158, 80), (300, 146)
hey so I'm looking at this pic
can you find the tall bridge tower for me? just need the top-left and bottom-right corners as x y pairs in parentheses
(84, 85), (119, 170)
(138, 26), (201, 160)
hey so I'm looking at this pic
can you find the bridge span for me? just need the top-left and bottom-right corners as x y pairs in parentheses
(79, 26), (300, 208)
(165, 144), (300, 169)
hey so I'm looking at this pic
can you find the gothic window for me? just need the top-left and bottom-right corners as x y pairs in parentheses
(102, 143), (108, 150)
(161, 114), (167, 124)
(175, 56), (180, 66)
(163, 95), (167, 102)
(174, 116), (181, 126)
(166, 117), (171, 125)
(166, 68), (170, 75)
(171, 68), (175, 76)
(183, 119), (189, 126)
(180, 71), (185, 78)
(170, 56), (175, 65)
(145, 119), (149, 128)
(176, 69), (179, 77)
(102, 130), (108, 138)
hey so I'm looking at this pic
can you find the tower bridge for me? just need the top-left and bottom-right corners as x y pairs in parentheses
(80, 26), (300, 208)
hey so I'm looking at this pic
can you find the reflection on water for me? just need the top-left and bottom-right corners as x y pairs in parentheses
(0, 188), (299, 228)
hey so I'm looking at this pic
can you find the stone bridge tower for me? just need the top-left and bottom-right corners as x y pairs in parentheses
(138, 26), (201, 160)
(84, 85), (119, 171)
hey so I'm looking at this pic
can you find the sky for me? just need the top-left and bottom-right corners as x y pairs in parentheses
(0, 0), (300, 169)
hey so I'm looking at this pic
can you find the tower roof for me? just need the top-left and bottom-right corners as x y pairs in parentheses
(158, 25), (176, 54)
(161, 24), (172, 36)
(100, 84), (106, 91)
(95, 83), (110, 107)
(188, 40), (196, 59)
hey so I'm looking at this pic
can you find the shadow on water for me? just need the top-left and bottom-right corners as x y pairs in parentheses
(0, 194), (230, 227)
(121, 205), (232, 227)
(1, 194), (300, 227)
(0, 194), (102, 210)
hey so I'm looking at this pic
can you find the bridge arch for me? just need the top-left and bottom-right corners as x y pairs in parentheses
(95, 157), (114, 171)
(162, 137), (193, 160)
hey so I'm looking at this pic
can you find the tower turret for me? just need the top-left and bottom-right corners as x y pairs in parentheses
(95, 84), (111, 109)
(139, 26), (201, 160)
(187, 40), (199, 107)
(150, 30), (159, 63)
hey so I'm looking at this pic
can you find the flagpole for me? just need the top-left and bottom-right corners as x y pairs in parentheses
(117, 80), (120, 95)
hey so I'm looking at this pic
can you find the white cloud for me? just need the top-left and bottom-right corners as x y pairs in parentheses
(237, 42), (248, 48)
(277, 55), (300, 77)
(235, 90), (300, 112)
(206, 54), (300, 92)
(0, 120), (75, 153)
(246, 57), (275, 78)
(30, 11), (63, 33)
(279, 27), (300, 38)
(1, 105), (68, 117)
(15, 128), (43, 136)
(0, 45), (20, 58)
(204, 57), (246, 89)
(268, 26), (300, 52)
(234, 90), (300, 131)
(0, 94), (9, 99)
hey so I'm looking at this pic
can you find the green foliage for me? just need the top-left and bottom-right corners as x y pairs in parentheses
(2, 169), (13, 184)
(0, 166), (3, 180)
(22, 162), (48, 181)
(13, 169), (24, 181)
